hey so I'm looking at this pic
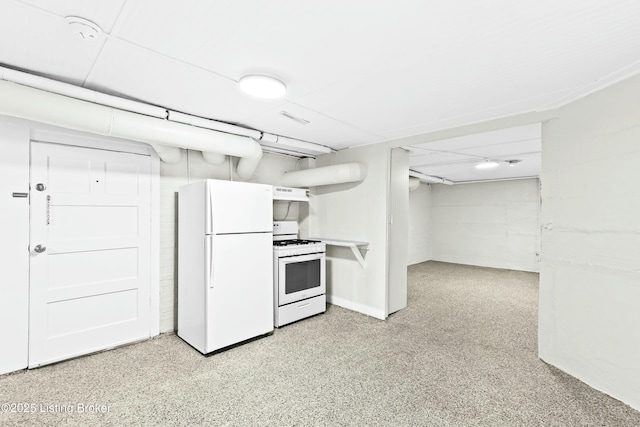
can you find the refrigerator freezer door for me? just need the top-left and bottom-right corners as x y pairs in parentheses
(205, 180), (273, 234)
(206, 232), (273, 352)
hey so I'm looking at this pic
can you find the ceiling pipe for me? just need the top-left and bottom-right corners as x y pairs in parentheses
(0, 65), (166, 118)
(261, 133), (332, 155)
(0, 65), (333, 163)
(282, 162), (366, 188)
(0, 80), (263, 179)
(167, 110), (261, 139)
(409, 170), (454, 185)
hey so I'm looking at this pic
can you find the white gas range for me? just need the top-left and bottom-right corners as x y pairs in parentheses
(273, 221), (326, 327)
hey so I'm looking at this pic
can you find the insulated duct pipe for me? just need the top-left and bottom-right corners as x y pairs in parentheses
(409, 177), (420, 191)
(152, 144), (183, 164)
(0, 80), (263, 179)
(168, 110), (261, 166)
(0, 65), (167, 118)
(281, 162), (366, 188)
(201, 151), (227, 165)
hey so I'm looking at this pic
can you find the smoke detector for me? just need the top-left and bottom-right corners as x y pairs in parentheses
(65, 16), (102, 40)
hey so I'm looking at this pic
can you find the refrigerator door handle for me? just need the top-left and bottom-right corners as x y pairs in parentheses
(206, 235), (214, 288)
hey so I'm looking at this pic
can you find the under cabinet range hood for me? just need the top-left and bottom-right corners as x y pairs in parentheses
(272, 186), (308, 201)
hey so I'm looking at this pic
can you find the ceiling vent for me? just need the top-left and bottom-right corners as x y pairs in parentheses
(280, 111), (310, 125)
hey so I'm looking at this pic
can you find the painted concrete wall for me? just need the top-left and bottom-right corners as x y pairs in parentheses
(310, 144), (390, 319)
(539, 74), (640, 411)
(430, 179), (540, 272)
(159, 150), (299, 332)
(0, 121), (30, 375)
(408, 183), (432, 265)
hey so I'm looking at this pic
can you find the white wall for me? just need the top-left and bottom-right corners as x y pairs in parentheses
(159, 150), (298, 332)
(0, 121), (29, 375)
(430, 179), (540, 272)
(408, 183), (432, 265)
(310, 144), (391, 319)
(539, 73), (640, 411)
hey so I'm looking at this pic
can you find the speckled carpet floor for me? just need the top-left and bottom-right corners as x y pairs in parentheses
(1, 261), (639, 426)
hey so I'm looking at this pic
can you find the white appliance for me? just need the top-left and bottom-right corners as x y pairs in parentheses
(178, 179), (274, 354)
(273, 221), (326, 327)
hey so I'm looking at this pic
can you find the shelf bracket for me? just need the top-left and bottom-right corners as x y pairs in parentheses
(310, 238), (370, 269)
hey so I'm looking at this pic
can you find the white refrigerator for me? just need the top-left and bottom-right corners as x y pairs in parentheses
(178, 179), (274, 354)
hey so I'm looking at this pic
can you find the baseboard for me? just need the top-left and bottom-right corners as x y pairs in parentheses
(326, 295), (386, 320)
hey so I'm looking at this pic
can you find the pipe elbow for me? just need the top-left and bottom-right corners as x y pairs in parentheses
(236, 138), (263, 180)
(150, 144), (182, 164)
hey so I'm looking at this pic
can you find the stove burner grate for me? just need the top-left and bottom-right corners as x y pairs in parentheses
(273, 239), (321, 247)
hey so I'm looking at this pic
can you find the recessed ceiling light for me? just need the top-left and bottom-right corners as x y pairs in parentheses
(507, 159), (522, 167)
(65, 16), (102, 40)
(238, 74), (286, 99)
(475, 160), (500, 170)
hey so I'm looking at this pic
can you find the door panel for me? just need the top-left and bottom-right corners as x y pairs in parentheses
(29, 141), (151, 367)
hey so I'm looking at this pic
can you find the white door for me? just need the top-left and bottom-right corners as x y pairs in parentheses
(29, 141), (152, 367)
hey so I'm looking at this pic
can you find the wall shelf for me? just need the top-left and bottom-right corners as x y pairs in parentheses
(311, 238), (370, 268)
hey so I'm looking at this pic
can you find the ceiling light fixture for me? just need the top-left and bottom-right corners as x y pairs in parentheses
(507, 159), (522, 167)
(475, 160), (500, 170)
(238, 74), (286, 99)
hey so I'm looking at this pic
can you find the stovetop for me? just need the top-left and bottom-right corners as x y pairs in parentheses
(273, 239), (321, 247)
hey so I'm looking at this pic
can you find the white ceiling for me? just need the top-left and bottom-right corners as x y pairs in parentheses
(2, 0), (640, 182)
(408, 124), (541, 182)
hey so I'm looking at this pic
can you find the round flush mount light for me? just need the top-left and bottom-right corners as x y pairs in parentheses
(238, 74), (287, 99)
(475, 160), (500, 170)
(65, 16), (102, 40)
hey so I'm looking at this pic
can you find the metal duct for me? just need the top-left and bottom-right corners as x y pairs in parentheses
(0, 80), (263, 179)
(281, 162), (366, 188)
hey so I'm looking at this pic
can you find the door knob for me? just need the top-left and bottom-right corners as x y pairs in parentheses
(36, 183), (46, 191)
(34, 245), (47, 253)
